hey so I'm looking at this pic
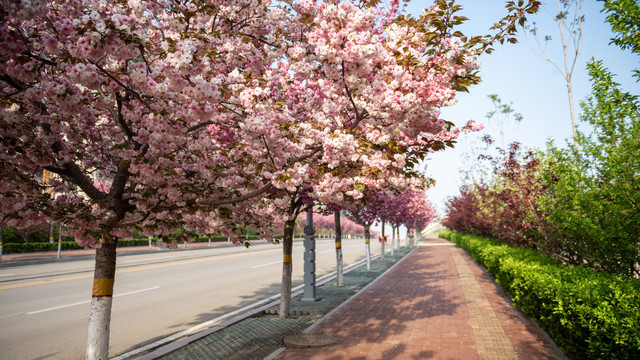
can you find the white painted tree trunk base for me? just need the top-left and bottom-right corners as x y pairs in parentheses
(365, 243), (371, 271)
(336, 248), (343, 287)
(86, 296), (113, 360)
(390, 237), (395, 256)
(280, 262), (292, 318)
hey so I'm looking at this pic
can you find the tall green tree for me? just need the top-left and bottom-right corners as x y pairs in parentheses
(543, 60), (639, 276)
(600, 0), (640, 78)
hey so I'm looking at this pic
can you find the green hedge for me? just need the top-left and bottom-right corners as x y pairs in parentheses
(439, 231), (640, 360)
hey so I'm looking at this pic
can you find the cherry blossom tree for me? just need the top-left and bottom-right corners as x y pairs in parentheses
(402, 191), (437, 245)
(347, 189), (388, 269)
(313, 212), (360, 237)
(312, 213), (336, 236)
(340, 216), (362, 237)
(1, 1), (286, 357)
(211, 0), (539, 319)
(309, 207), (361, 286)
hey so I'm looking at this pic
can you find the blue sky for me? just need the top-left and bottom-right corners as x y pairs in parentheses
(403, 0), (639, 214)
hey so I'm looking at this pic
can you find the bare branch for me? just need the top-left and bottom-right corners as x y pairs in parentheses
(0, 74), (26, 93)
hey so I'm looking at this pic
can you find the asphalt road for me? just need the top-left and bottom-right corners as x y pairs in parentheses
(0, 237), (395, 359)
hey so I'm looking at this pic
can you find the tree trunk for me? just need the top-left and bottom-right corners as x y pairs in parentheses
(364, 224), (371, 271)
(57, 224), (62, 259)
(395, 226), (399, 250)
(409, 226), (414, 248)
(390, 225), (395, 256)
(279, 219), (295, 318)
(334, 212), (343, 287)
(405, 228), (409, 247)
(567, 79), (579, 151)
(49, 222), (55, 243)
(86, 233), (118, 360)
(381, 218), (386, 262)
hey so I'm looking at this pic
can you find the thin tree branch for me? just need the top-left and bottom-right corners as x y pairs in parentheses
(114, 92), (136, 140)
(262, 135), (277, 166)
(89, 60), (152, 110)
(341, 61), (362, 124)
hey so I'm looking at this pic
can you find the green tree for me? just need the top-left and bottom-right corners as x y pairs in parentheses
(540, 0), (640, 277)
(543, 60), (640, 277)
(600, 0), (640, 78)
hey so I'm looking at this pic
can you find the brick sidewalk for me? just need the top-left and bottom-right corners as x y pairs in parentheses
(270, 238), (566, 360)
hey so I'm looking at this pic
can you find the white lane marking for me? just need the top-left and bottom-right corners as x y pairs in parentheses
(26, 300), (90, 315)
(250, 261), (281, 269)
(123, 256), (174, 264)
(26, 286), (160, 315)
(0, 273), (15, 277)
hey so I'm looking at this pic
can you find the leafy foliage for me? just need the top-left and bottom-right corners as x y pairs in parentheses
(442, 232), (640, 360)
(540, 60), (640, 276)
(600, 0), (640, 78)
(444, 141), (552, 250)
(444, 1), (640, 277)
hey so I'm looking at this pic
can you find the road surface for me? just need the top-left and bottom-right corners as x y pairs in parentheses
(0, 237), (395, 359)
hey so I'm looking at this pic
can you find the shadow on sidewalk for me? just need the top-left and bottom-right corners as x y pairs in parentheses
(306, 257), (463, 359)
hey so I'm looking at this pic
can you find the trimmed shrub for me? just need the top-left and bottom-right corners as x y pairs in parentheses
(441, 231), (640, 360)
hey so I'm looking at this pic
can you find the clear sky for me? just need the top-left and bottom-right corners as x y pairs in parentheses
(402, 0), (639, 214)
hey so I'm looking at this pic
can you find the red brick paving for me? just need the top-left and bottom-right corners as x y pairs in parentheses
(271, 238), (565, 360)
